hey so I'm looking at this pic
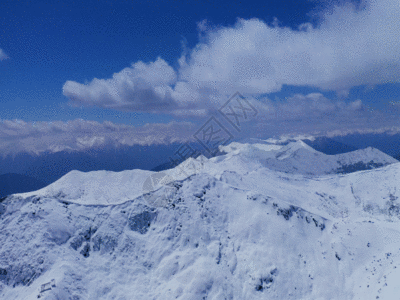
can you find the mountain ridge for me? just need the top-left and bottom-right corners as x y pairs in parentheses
(17, 140), (397, 205)
(1, 140), (400, 299)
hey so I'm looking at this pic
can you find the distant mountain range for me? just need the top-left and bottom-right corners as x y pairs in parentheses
(0, 143), (184, 185)
(0, 173), (46, 198)
(0, 142), (220, 197)
(302, 136), (359, 155)
(325, 132), (400, 157)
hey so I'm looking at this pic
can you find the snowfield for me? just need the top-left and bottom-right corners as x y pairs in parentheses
(1, 140), (400, 299)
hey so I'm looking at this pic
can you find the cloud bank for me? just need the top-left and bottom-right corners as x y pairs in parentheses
(241, 92), (400, 139)
(3, 92), (400, 156)
(0, 119), (197, 157)
(63, 0), (400, 117)
(0, 48), (8, 61)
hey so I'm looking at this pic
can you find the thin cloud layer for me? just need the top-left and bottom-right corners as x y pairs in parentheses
(3, 92), (400, 156)
(261, 93), (363, 120)
(241, 92), (400, 138)
(63, 0), (400, 117)
(0, 119), (197, 157)
(0, 48), (8, 61)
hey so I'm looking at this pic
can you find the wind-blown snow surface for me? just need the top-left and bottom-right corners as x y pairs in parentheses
(1, 140), (400, 299)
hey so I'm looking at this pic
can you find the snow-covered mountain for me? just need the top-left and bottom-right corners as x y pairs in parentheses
(218, 139), (398, 176)
(1, 140), (400, 299)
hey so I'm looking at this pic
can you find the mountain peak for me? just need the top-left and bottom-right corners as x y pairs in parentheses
(218, 140), (397, 176)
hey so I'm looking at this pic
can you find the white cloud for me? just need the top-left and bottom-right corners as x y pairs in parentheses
(0, 48), (8, 61)
(63, 0), (400, 118)
(63, 58), (179, 112)
(63, 57), (214, 117)
(181, 0), (400, 96)
(0, 119), (197, 157)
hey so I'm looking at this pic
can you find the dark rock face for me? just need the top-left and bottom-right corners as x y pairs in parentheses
(128, 211), (157, 234)
(276, 205), (298, 221)
(70, 227), (97, 251)
(255, 268), (278, 292)
(334, 161), (385, 174)
(92, 234), (119, 253)
(272, 202), (326, 231)
(0, 204), (5, 216)
(70, 235), (84, 251)
(80, 243), (91, 258)
(0, 264), (43, 287)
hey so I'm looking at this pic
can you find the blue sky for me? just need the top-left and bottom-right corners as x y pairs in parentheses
(0, 0), (319, 124)
(1, 0), (400, 155)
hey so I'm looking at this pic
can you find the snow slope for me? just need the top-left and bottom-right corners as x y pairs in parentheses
(18, 169), (153, 205)
(1, 140), (400, 299)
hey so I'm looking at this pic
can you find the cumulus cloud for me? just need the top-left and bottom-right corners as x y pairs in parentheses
(0, 48), (8, 61)
(64, 58), (177, 112)
(0, 119), (197, 157)
(182, 0), (400, 96)
(63, 0), (400, 117)
(63, 58), (211, 117)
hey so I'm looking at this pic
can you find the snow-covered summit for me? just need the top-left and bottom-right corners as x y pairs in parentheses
(219, 139), (398, 175)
